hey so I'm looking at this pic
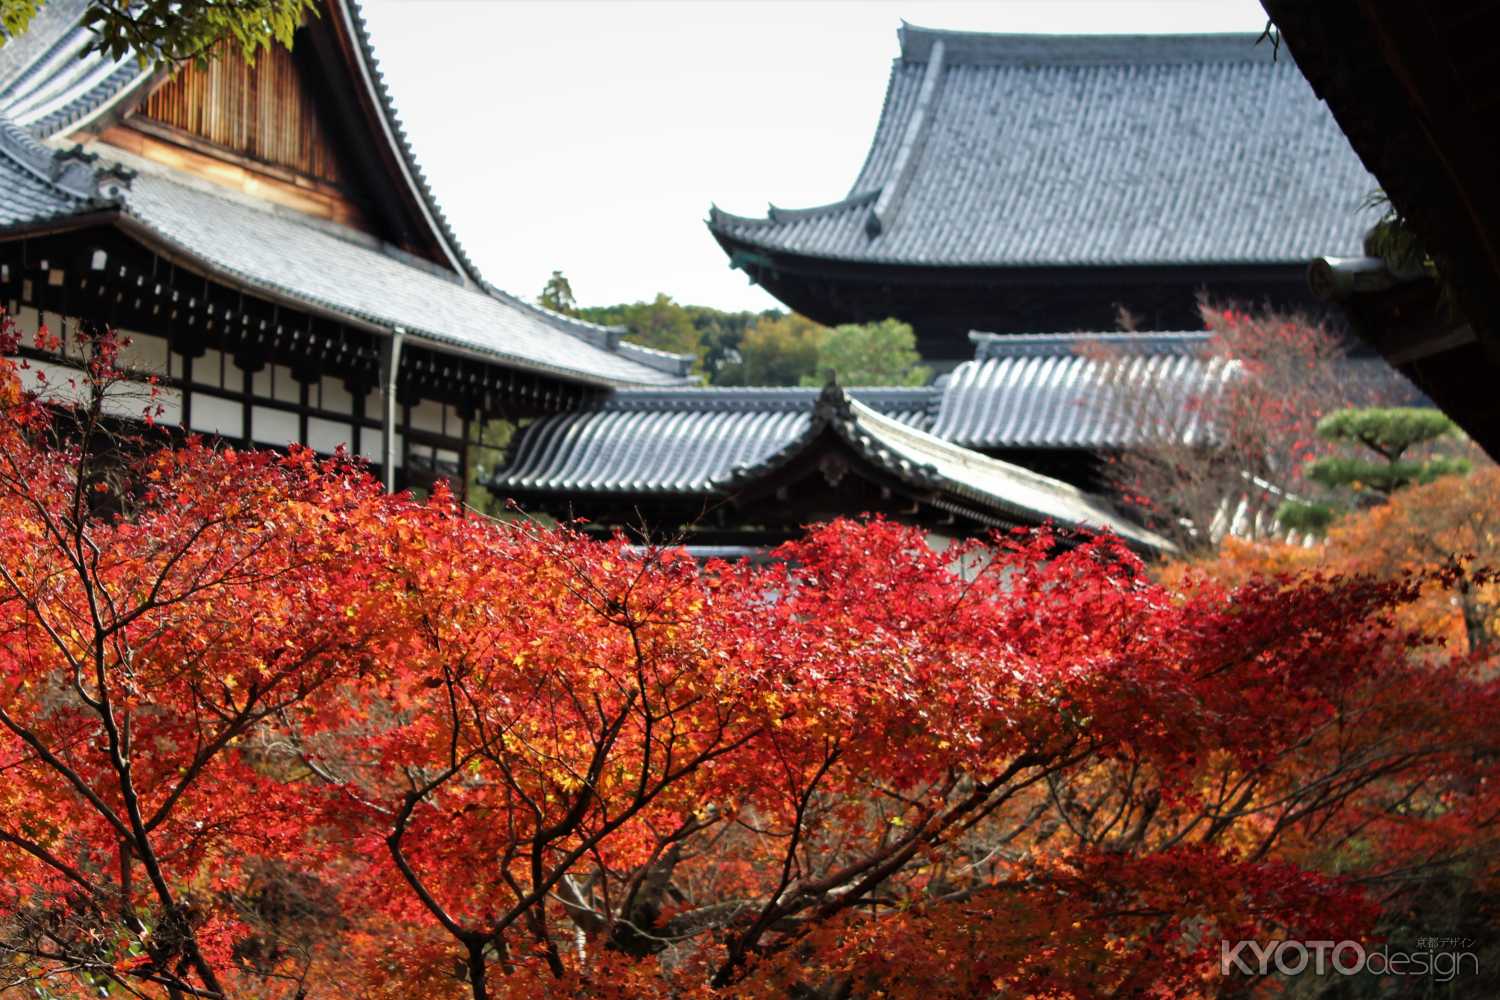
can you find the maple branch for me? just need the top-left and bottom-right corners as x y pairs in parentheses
(0, 828), (108, 902)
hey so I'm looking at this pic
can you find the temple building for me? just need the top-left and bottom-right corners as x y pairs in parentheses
(487, 333), (1240, 551)
(0, 0), (692, 497)
(708, 25), (1379, 360)
(1266, 1), (1500, 459)
(1, 6), (1419, 554)
(488, 325), (1424, 550)
(489, 378), (1169, 553)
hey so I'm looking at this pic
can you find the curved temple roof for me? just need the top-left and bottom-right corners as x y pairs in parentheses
(932, 332), (1233, 449)
(932, 331), (1422, 449)
(494, 380), (1171, 552)
(0, 0), (691, 387)
(490, 328), (1420, 546)
(496, 385), (938, 494)
(710, 24), (1377, 269)
(493, 334), (1232, 504)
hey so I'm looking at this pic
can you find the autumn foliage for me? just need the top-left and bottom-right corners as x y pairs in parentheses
(2, 322), (1498, 999)
(1099, 302), (1415, 551)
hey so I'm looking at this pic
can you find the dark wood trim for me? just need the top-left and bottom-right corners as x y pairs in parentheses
(714, 233), (1332, 357)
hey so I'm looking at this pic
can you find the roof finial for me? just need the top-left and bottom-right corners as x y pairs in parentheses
(814, 371), (853, 423)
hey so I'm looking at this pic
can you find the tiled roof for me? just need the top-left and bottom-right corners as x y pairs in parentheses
(931, 332), (1233, 449)
(0, 2), (692, 387)
(0, 1), (487, 283)
(0, 115), (111, 225)
(493, 335), (1233, 498)
(493, 329), (1425, 493)
(934, 331), (1424, 449)
(0, 138), (689, 384)
(115, 167), (690, 384)
(334, 0), (484, 283)
(0, 0), (150, 138)
(493, 382), (1170, 551)
(709, 25), (1377, 268)
(496, 386), (936, 494)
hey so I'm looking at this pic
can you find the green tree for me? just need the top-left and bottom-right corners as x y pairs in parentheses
(803, 318), (930, 387)
(1, 0), (314, 66)
(617, 294), (702, 359)
(575, 294), (703, 364)
(537, 270), (577, 317)
(718, 313), (826, 386)
(1278, 407), (1471, 532)
(465, 418), (517, 518)
(685, 304), (782, 380)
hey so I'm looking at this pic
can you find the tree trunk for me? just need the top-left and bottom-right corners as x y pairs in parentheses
(466, 941), (488, 1000)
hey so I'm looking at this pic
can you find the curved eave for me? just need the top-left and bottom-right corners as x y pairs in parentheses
(34, 67), (158, 141)
(482, 281), (694, 378)
(330, 0), (481, 285)
(0, 208), (651, 389)
(711, 216), (1325, 273)
(707, 194), (871, 237)
(837, 398), (1173, 553)
(715, 416), (1082, 542)
(712, 404), (1010, 531)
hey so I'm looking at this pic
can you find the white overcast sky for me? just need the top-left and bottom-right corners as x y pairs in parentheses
(360, 1), (1271, 313)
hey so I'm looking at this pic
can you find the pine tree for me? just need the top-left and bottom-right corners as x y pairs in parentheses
(1278, 407), (1470, 532)
(537, 270), (577, 317)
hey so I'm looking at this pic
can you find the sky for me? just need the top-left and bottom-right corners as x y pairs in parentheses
(360, 1), (1272, 314)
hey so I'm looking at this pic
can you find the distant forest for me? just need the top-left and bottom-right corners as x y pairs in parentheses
(538, 271), (930, 387)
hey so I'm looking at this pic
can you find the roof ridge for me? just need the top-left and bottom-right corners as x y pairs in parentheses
(479, 284), (695, 378)
(968, 330), (1211, 360)
(0, 114), (127, 202)
(592, 384), (938, 414)
(898, 23), (1273, 67)
(613, 341), (698, 378)
(841, 395), (1171, 550)
(708, 191), (875, 231)
(865, 36), (946, 237)
(0, 1), (154, 138)
(346, 1), (693, 382)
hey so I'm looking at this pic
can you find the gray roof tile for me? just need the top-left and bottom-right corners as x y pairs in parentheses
(710, 26), (1378, 267)
(0, 114), (113, 224)
(494, 331), (1425, 495)
(932, 332), (1232, 448)
(0, 2), (692, 387)
(493, 382), (1170, 550)
(0, 0), (151, 137)
(0, 141), (689, 385)
(497, 386), (935, 493)
(494, 338), (1231, 502)
(109, 168), (690, 384)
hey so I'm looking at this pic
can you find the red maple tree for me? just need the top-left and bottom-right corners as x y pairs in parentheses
(1, 319), (1495, 998)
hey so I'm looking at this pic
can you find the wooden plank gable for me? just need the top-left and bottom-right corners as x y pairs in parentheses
(137, 41), (348, 187)
(91, 36), (377, 235)
(57, 2), (471, 277)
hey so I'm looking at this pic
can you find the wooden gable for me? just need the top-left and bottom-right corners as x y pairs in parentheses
(94, 38), (374, 232)
(72, 2), (469, 277)
(138, 42), (349, 187)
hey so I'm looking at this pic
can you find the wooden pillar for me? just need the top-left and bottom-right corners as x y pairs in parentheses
(459, 412), (472, 507)
(181, 355), (193, 430)
(241, 357), (252, 447)
(298, 380), (310, 447)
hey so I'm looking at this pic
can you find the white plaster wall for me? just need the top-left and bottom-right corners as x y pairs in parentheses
(251, 405), (298, 447)
(190, 394), (242, 437)
(307, 416), (353, 454)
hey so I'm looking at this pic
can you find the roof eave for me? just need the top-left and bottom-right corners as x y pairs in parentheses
(328, 0), (482, 286)
(0, 208), (657, 389)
